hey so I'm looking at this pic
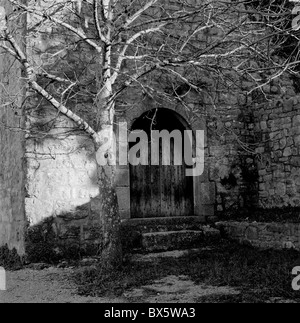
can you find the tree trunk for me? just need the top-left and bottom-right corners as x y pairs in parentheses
(95, 105), (122, 268)
(97, 162), (122, 268)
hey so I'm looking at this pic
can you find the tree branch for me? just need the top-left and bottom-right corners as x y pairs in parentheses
(2, 28), (101, 145)
(94, 0), (109, 43)
(123, 0), (159, 29)
(111, 23), (167, 83)
(9, 0), (103, 52)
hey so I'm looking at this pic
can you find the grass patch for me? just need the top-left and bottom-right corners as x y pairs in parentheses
(0, 245), (23, 270)
(75, 240), (300, 302)
(75, 260), (172, 298)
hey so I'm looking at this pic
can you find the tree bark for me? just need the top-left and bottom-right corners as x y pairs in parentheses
(96, 102), (122, 268)
(97, 162), (122, 268)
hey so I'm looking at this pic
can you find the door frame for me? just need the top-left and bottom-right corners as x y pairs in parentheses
(114, 101), (216, 221)
(128, 108), (195, 218)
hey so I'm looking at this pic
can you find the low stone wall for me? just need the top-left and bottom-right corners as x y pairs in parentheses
(216, 221), (300, 251)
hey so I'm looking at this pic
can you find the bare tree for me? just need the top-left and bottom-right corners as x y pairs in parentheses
(0, 0), (299, 265)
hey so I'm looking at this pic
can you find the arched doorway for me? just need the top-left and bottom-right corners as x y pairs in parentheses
(129, 108), (194, 218)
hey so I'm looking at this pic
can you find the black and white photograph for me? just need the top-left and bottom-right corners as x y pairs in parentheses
(1, 0), (300, 306)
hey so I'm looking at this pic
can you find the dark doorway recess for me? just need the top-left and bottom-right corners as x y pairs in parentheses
(130, 108), (194, 218)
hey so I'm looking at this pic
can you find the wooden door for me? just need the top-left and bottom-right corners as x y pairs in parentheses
(130, 109), (194, 218)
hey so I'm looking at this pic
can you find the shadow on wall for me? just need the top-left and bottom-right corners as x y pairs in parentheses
(25, 104), (101, 226)
(25, 111), (109, 263)
(218, 160), (259, 211)
(25, 198), (104, 264)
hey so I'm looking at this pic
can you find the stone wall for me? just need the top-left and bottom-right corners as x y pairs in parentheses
(25, 105), (102, 254)
(117, 84), (259, 217)
(22, 0), (300, 256)
(25, 108), (99, 225)
(23, 0), (104, 254)
(115, 91), (214, 220)
(212, 65), (300, 211)
(254, 73), (300, 208)
(217, 221), (300, 251)
(207, 98), (259, 213)
(23, 0), (261, 229)
(0, 1), (26, 255)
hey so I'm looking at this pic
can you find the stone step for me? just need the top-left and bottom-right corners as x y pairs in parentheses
(141, 228), (220, 253)
(121, 216), (206, 234)
(130, 248), (215, 263)
(121, 217), (220, 253)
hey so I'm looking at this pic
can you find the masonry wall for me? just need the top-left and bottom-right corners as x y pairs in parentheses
(25, 106), (102, 253)
(23, 0), (260, 232)
(117, 77), (259, 217)
(0, 1), (26, 255)
(217, 221), (300, 251)
(23, 0), (300, 257)
(253, 74), (300, 208)
(207, 96), (259, 213)
(24, 0), (104, 254)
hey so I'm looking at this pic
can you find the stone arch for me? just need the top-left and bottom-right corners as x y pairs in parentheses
(114, 100), (215, 221)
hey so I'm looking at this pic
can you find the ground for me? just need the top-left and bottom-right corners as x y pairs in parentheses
(0, 268), (113, 303)
(0, 267), (239, 303)
(1, 240), (300, 303)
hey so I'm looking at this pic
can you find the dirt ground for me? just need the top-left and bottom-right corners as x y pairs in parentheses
(0, 267), (239, 303)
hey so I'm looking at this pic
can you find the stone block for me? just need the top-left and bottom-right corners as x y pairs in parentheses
(198, 205), (215, 217)
(245, 226), (259, 240)
(291, 157), (300, 166)
(120, 210), (131, 220)
(283, 147), (292, 157)
(141, 229), (216, 253)
(116, 187), (130, 211)
(293, 115), (300, 127)
(280, 138), (287, 149)
(294, 135), (300, 146)
(115, 168), (130, 187)
(260, 121), (268, 131)
(283, 98), (294, 112)
(199, 182), (216, 205)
